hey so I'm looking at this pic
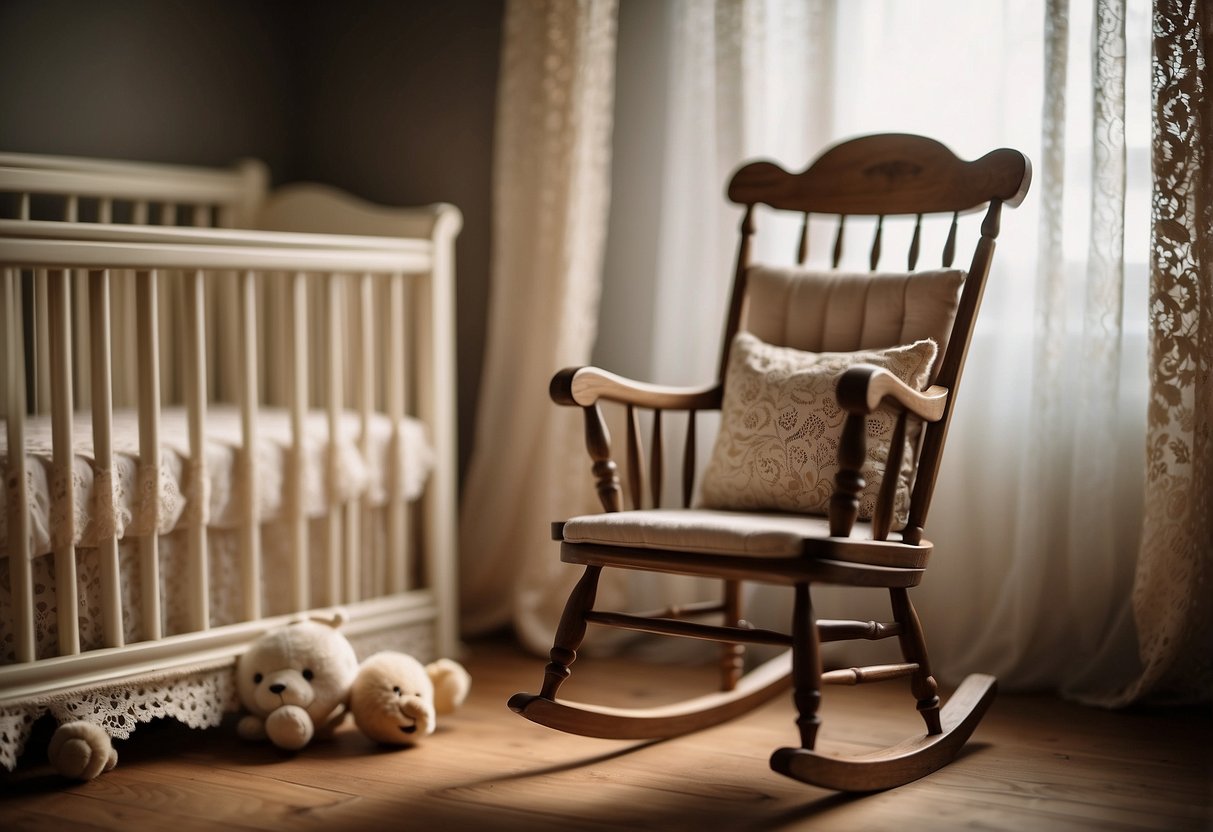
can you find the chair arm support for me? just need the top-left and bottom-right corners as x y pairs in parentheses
(835, 365), (949, 421)
(829, 368), (949, 540)
(551, 366), (722, 411)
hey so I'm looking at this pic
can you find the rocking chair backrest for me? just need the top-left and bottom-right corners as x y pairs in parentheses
(722, 133), (1030, 543)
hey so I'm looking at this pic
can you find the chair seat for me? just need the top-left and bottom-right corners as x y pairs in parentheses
(560, 509), (931, 569)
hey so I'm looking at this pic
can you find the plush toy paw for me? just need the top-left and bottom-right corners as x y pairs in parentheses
(427, 658), (472, 715)
(48, 721), (118, 780)
(265, 705), (314, 751)
(350, 652), (470, 746)
(237, 714), (267, 741)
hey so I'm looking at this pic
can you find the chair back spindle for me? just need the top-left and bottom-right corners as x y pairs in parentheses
(797, 214), (810, 265)
(908, 214), (923, 270)
(831, 215), (846, 268)
(869, 215), (884, 271)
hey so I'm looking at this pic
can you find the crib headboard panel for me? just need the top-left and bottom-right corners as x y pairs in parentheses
(0, 153), (267, 227)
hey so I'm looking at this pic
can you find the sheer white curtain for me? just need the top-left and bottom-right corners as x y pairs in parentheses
(459, 0), (620, 649)
(597, 0), (1154, 695)
(477, 0), (1207, 701)
(593, 0), (834, 658)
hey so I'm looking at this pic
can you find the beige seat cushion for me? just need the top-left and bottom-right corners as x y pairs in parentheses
(562, 508), (911, 557)
(564, 509), (831, 556)
(744, 266), (965, 375)
(698, 332), (937, 529)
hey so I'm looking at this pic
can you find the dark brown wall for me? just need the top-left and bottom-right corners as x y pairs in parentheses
(0, 0), (502, 484)
(0, 0), (302, 172)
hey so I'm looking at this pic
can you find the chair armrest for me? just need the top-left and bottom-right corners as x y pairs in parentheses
(829, 367), (949, 540)
(834, 365), (949, 421)
(551, 366), (722, 411)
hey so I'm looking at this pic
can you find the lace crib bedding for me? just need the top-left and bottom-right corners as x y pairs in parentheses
(1, 406), (432, 556)
(0, 406), (433, 662)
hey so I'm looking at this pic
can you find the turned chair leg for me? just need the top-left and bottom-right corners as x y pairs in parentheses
(720, 579), (744, 692)
(539, 565), (603, 701)
(889, 587), (942, 735)
(791, 582), (822, 749)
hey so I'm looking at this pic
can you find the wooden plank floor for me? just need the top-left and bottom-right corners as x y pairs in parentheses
(2, 637), (1210, 831)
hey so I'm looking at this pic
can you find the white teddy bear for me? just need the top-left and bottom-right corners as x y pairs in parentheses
(235, 614), (360, 751)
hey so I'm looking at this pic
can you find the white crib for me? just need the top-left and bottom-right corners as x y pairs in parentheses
(0, 153), (460, 771)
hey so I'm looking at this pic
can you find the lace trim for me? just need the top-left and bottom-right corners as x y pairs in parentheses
(0, 660), (237, 771)
(0, 618), (442, 771)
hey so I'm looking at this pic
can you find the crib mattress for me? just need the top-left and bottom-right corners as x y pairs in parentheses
(0, 406), (433, 558)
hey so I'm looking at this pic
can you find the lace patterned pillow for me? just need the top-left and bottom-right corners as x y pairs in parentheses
(699, 332), (938, 529)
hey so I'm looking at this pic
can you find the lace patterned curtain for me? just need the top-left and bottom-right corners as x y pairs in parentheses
(933, 0), (1147, 699)
(458, 0), (619, 646)
(1123, 0), (1212, 703)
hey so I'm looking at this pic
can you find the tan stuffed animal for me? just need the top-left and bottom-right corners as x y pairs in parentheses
(235, 614), (360, 751)
(48, 721), (118, 780)
(349, 653), (470, 745)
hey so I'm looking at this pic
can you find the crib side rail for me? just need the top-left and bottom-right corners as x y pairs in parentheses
(0, 152), (267, 228)
(1, 227), (445, 665)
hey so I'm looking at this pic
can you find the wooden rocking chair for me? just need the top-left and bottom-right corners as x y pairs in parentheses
(509, 133), (1031, 791)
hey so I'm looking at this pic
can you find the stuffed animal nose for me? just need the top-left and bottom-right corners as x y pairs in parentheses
(269, 683), (286, 695)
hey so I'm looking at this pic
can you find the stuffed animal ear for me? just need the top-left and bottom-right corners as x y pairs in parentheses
(425, 658), (471, 715)
(303, 608), (348, 629)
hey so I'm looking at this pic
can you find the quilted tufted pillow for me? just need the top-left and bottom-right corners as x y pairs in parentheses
(699, 331), (938, 529)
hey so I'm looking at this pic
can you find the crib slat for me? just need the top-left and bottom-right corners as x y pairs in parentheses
(354, 273), (375, 600)
(344, 500), (361, 604)
(49, 269), (81, 655)
(88, 269), (124, 648)
(113, 271), (138, 408)
(157, 268), (180, 405)
(385, 274), (410, 593)
(255, 276), (277, 408)
(133, 200), (148, 225)
(34, 270), (50, 413)
(18, 192), (30, 220)
(238, 270), (262, 620)
(342, 279), (362, 603)
(183, 269), (210, 631)
(288, 272), (310, 612)
(325, 273), (343, 605)
(135, 269), (163, 641)
(72, 271), (91, 409)
(2, 269), (35, 662)
(98, 198), (112, 224)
